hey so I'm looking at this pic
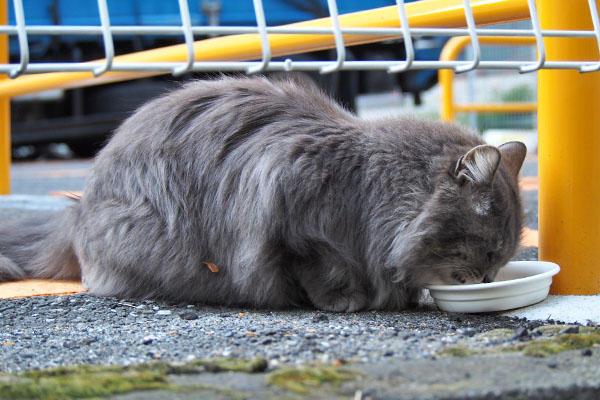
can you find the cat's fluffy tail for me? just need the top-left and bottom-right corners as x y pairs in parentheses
(0, 205), (81, 282)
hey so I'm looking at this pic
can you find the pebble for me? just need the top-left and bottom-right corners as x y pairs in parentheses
(512, 327), (529, 340)
(312, 313), (329, 323)
(581, 348), (593, 357)
(179, 311), (199, 320)
(156, 310), (172, 316)
(561, 326), (579, 334)
(142, 335), (157, 345)
(459, 328), (477, 337)
(530, 329), (542, 337)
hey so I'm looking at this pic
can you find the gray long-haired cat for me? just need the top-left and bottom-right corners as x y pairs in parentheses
(0, 76), (527, 312)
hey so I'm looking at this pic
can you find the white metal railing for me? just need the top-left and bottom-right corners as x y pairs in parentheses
(1, 0), (600, 77)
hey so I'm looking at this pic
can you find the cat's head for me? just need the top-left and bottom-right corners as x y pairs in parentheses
(390, 141), (527, 286)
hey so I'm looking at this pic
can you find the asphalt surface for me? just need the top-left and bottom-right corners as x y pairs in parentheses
(1, 156), (599, 399)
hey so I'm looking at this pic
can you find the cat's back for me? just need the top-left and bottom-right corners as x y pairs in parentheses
(104, 75), (349, 153)
(368, 115), (484, 153)
(83, 75), (359, 214)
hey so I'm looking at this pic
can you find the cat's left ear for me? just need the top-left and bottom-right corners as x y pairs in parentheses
(498, 141), (527, 178)
(454, 145), (501, 186)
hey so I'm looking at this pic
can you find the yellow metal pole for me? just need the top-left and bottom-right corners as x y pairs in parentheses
(538, 0), (600, 294)
(438, 37), (469, 121)
(0, 0), (9, 194)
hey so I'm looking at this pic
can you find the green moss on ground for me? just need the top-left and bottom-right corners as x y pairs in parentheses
(192, 357), (268, 373)
(437, 329), (600, 359)
(437, 346), (477, 358)
(0, 357), (268, 400)
(266, 365), (358, 394)
(518, 332), (600, 358)
(476, 328), (515, 340)
(0, 364), (170, 400)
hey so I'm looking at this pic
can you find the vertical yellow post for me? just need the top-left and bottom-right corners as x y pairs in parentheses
(438, 37), (472, 121)
(439, 67), (455, 121)
(538, 0), (600, 294)
(0, 0), (10, 194)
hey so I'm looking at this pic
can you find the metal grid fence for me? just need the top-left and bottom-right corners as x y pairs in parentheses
(1, 0), (600, 78)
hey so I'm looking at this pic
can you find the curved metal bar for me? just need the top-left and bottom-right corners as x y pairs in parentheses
(519, 0), (545, 73)
(388, 0), (415, 73)
(246, 0), (271, 74)
(92, 0), (114, 77)
(320, 0), (345, 74)
(454, 0), (481, 73)
(172, 0), (195, 76)
(9, 0), (29, 78)
(439, 36), (537, 121)
(580, 0), (600, 73)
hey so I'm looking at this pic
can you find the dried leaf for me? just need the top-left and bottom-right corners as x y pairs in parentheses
(203, 261), (220, 273)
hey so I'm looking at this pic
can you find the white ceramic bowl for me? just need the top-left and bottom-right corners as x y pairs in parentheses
(425, 261), (560, 313)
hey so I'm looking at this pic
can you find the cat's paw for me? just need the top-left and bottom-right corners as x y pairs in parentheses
(314, 293), (368, 313)
(0, 254), (25, 281)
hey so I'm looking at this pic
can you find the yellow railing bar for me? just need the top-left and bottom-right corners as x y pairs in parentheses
(0, 0), (9, 194)
(439, 36), (537, 121)
(453, 103), (538, 113)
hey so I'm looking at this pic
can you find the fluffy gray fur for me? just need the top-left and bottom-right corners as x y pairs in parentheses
(0, 76), (527, 311)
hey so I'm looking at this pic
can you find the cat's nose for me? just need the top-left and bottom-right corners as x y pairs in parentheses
(451, 272), (467, 284)
(482, 269), (499, 283)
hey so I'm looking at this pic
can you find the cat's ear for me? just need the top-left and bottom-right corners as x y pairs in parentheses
(454, 145), (501, 186)
(498, 141), (527, 178)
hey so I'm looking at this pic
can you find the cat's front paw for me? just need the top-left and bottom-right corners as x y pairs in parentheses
(313, 293), (368, 313)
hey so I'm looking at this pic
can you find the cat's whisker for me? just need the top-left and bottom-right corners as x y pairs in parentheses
(428, 248), (456, 263)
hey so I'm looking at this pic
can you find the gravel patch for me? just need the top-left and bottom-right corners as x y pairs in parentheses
(0, 291), (576, 374)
